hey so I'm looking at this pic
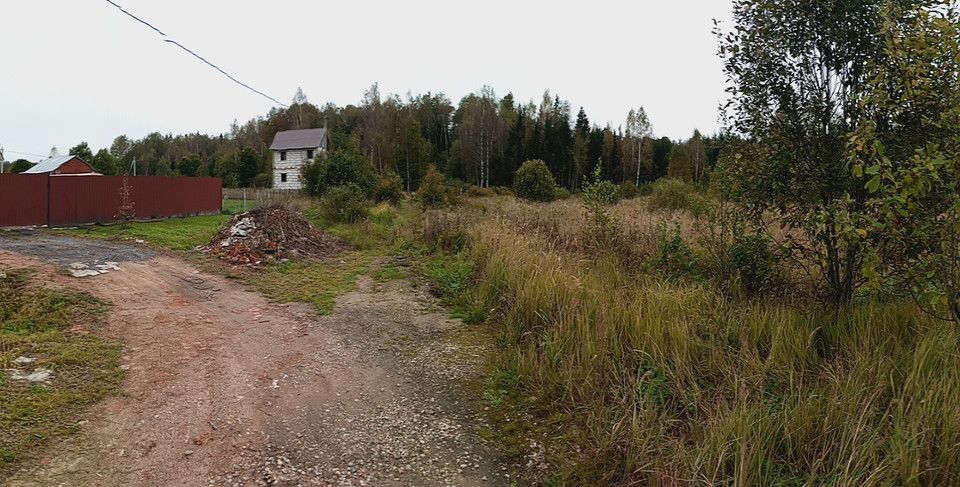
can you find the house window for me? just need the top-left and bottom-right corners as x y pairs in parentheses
(280, 173), (287, 183)
(306, 149), (314, 159)
(280, 151), (287, 161)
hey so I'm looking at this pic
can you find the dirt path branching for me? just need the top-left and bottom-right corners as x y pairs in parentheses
(0, 233), (510, 486)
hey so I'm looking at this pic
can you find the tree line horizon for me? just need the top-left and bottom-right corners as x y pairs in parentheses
(7, 85), (722, 190)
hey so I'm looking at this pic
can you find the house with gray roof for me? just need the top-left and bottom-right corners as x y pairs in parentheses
(23, 155), (99, 175)
(269, 128), (327, 190)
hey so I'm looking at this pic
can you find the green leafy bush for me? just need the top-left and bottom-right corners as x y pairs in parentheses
(584, 181), (620, 206)
(320, 184), (370, 223)
(653, 222), (695, 279)
(373, 172), (404, 203)
(514, 160), (557, 202)
(730, 232), (776, 295)
(252, 173), (272, 188)
(621, 181), (639, 199)
(301, 149), (375, 197)
(648, 178), (707, 217)
(582, 166), (623, 250)
(418, 165), (452, 208)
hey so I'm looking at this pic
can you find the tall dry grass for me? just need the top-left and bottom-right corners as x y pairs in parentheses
(451, 195), (960, 485)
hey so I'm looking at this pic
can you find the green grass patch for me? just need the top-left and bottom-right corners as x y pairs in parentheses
(373, 266), (408, 282)
(421, 253), (473, 301)
(243, 252), (371, 315)
(419, 252), (487, 324)
(0, 269), (123, 476)
(62, 214), (230, 251)
(222, 199), (253, 215)
(237, 202), (416, 314)
(305, 202), (404, 251)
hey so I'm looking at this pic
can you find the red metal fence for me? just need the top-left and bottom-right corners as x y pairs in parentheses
(0, 174), (222, 227)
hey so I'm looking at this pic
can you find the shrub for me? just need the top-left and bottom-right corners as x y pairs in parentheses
(730, 232), (776, 296)
(373, 172), (404, 203)
(553, 187), (572, 199)
(301, 148), (375, 197)
(653, 222), (695, 279)
(418, 165), (451, 208)
(648, 178), (707, 217)
(466, 185), (495, 197)
(585, 181), (620, 206)
(582, 166), (623, 250)
(621, 181), (639, 199)
(514, 160), (557, 202)
(252, 173), (272, 188)
(320, 184), (370, 223)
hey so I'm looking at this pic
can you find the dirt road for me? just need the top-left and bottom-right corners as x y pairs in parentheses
(0, 233), (508, 486)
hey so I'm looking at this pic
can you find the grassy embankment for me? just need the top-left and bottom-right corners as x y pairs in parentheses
(420, 183), (960, 486)
(0, 270), (123, 475)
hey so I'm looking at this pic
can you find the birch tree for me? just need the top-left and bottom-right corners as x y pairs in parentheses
(624, 107), (652, 185)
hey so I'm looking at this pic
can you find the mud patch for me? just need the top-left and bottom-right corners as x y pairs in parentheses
(0, 231), (154, 274)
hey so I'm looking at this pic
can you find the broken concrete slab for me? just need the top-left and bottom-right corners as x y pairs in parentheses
(5, 367), (53, 383)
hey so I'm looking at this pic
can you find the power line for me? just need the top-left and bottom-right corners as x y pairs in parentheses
(4, 149), (47, 159)
(104, 0), (165, 36)
(104, 1), (288, 107)
(164, 39), (288, 107)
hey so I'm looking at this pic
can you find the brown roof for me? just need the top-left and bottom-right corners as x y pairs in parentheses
(269, 129), (327, 151)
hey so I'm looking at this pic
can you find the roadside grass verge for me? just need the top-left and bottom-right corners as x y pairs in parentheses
(425, 197), (960, 485)
(61, 214), (230, 251)
(0, 269), (123, 476)
(56, 199), (255, 252)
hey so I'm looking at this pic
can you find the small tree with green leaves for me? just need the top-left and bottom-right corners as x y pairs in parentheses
(716, 0), (897, 303)
(582, 166), (621, 249)
(321, 184), (370, 223)
(301, 148), (375, 197)
(418, 165), (449, 208)
(850, 2), (960, 321)
(373, 171), (404, 204)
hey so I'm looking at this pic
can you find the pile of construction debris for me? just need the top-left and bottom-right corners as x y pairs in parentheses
(205, 206), (345, 266)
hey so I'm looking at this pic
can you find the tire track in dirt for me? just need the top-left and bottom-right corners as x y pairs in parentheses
(0, 236), (508, 486)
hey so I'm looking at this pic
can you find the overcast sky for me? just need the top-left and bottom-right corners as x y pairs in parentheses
(1, 1), (733, 162)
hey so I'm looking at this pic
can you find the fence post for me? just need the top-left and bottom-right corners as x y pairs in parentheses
(46, 173), (51, 227)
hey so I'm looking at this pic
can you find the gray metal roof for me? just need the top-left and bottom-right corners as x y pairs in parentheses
(23, 155), (81, 174)
(269, 128), (327, 151)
